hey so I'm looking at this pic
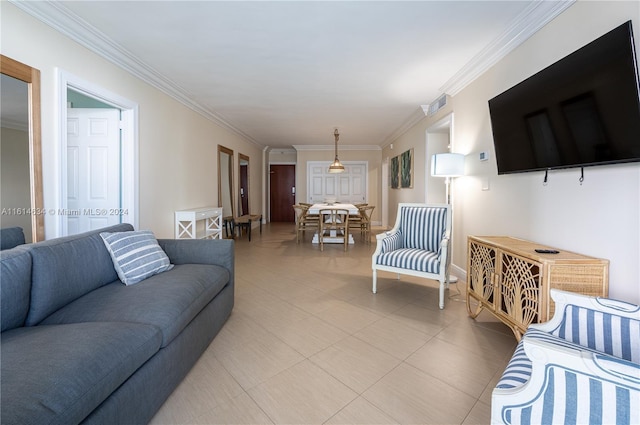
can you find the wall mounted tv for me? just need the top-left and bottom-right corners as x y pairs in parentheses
(488, 20), (640, 175)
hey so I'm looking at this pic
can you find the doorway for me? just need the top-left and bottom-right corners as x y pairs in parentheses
(58, 70), (138, 236)
(269, 164), (295, 222)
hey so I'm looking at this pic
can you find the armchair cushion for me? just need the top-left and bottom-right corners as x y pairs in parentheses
(375, 248), (440, 274)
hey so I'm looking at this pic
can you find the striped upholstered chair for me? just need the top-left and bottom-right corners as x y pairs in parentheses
(492, 289), (640, 424)
(371, 203), (451, 309)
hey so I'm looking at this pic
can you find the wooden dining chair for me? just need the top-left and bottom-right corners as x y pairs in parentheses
(318, 208), (349, 252)
(348, 205), (375, 243)
(293, 204), (319, 243)
(299, 202), (320, 221)
(359, 205), (375, 244)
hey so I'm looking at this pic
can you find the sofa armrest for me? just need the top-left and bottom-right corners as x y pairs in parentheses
(529, 289), (640, 363)
(532, 289), (640, 333)
(492, 331), (640, 424)
(157, 239), (234, 285)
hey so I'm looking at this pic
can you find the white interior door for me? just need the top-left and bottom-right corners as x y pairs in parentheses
(307, 162), (367, 204)
(67, 108), (121, 235)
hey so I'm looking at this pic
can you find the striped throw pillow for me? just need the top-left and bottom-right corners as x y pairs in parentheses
(100, 230), (173, 285)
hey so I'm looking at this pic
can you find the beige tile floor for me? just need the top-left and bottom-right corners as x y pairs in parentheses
(150, 223), (518, 425)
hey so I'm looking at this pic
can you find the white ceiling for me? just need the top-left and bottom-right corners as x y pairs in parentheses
(11, 1), (573, 148)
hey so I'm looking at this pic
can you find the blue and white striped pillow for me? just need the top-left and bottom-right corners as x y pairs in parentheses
(100, 230), (173, 285)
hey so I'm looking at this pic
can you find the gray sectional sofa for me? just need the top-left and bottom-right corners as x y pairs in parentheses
(0, 223), (235, 425)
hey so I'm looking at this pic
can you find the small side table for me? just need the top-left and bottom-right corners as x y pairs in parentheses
(234, 214), (262, 241)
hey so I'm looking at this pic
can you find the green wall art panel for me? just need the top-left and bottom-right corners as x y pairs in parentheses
(400, 148), (413, 188)
(390, 155), (399, 189)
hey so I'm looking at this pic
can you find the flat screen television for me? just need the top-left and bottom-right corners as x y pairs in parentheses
(488, 20), (640, 175)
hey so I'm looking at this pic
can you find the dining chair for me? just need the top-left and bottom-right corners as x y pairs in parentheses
(292, 204), (319, 243)
(348, 205), (375, 243)
(359, 205), (375, 244)
(318, 208), (349, 252)
(299, 202), (320, 221)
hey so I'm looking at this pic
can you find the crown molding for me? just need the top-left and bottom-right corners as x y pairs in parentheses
(439, 0), (575, 96)
(10, 0), (260, 146)
(293, 144), (381, 151)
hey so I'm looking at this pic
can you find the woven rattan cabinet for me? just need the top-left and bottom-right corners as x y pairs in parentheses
(466, 236), (609, 340)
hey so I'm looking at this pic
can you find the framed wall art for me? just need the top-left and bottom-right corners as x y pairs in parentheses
(400, 148), (413, 188)
(390, 155), (399, 189)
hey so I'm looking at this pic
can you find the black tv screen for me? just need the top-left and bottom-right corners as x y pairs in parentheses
(488, 20), (640, 174)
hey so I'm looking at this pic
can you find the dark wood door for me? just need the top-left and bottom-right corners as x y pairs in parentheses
(270, 164), (295, 222)
(239, 164), (248, 215)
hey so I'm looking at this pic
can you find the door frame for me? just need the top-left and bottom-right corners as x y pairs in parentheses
(57, 69), (139, 236)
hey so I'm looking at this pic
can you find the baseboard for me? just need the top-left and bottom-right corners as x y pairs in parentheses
(450, 263), (467, 283)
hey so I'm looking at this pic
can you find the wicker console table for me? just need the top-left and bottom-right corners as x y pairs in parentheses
(466, 236), (609, 340)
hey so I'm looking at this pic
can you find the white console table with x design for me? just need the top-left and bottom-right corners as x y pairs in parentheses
(175, 206), (223, 239)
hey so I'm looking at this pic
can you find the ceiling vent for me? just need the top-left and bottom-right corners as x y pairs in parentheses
(425, 94), (447, 116)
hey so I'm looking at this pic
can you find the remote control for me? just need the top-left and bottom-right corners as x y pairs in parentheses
(535, 249), (560, 254)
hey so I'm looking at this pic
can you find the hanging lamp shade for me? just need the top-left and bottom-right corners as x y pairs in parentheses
(328, 129), (345, 173)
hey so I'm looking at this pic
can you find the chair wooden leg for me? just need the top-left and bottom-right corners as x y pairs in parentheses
(343, 229), (348, 251)
(439, 280), (445, 310)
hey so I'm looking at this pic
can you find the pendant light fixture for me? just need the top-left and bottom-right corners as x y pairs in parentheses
(328, 128), (345, 173)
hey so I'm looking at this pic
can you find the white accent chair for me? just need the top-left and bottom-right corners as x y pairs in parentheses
(492, 289), (640, 424)
(371, 203), (451, 309)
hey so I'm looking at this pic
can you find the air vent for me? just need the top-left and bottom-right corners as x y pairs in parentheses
(427, 94), (447, 116)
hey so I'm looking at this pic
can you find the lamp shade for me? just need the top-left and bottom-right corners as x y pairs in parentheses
(431, 153), (465, 177)
(328, 159), (345, 173)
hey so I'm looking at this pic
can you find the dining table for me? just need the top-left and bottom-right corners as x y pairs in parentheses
(307, 203), (358, 244)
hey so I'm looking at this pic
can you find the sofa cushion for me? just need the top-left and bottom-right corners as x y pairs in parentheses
(1, 321), (162, 425)
(41, 264), (230, 347)
(100, 230), (173, 285)
(0, 247), (32, 331)
(25, 223), (134, 326)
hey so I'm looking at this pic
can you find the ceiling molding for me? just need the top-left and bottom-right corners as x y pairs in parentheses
(10, 0), (261, 146)
(439, 0), (575, 96)
(293, 145), (381, 152)
(11, 0), (574, 149)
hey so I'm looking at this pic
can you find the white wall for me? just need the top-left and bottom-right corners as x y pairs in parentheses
(1, 2), (263, 239)
(453, 0), (640, 303)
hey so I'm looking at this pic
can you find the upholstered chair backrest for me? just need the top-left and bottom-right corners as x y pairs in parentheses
(550, 302), (640, 363)
(399, 205), (448, 252)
